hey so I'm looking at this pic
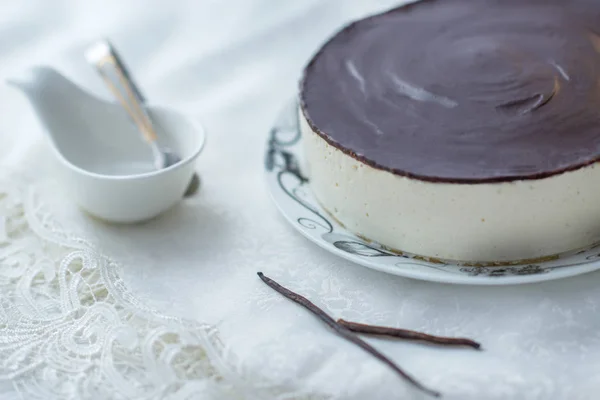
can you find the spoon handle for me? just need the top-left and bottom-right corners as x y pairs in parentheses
(104, 42), (146, 104)
(86, 41), (158, 143)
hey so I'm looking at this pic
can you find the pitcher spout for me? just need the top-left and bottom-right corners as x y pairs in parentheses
(6, 66), (56, 96)
(7, 65), (110, 120)
(6, 66), (102, 107)
(4, 65), (116, 150)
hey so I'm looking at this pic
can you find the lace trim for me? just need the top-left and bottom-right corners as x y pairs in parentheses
(0, 177), (304, 399)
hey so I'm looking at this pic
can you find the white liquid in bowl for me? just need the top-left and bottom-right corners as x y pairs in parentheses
(86, 161), (156, 176)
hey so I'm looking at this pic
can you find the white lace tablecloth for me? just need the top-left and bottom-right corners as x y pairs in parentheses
(1, 1), (599, 399)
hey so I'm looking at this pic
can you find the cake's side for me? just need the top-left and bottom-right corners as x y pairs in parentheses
(300, 109), (600, 262)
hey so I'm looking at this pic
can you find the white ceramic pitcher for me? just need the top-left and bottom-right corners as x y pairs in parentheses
(8, 66), (206, 223)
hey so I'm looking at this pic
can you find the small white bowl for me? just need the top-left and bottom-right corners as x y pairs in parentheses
(59, 106), (206, 223)
(9, 66), (206, 223)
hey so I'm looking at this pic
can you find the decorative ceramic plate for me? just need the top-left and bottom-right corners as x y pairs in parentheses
(265, 99), (600, 285)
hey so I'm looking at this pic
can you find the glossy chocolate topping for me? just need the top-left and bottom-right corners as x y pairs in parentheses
(300, 0), (600, 183)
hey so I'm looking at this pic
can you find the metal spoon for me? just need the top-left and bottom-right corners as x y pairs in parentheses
(85, 39), (200, 197)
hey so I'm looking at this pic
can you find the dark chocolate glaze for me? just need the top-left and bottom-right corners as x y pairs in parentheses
(300, 0), (600, 183)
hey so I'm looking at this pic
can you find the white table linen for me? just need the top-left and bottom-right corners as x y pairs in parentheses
(0, 0), (599, 399)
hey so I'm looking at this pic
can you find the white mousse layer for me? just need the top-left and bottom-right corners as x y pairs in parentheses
(301, 111), (600, 262)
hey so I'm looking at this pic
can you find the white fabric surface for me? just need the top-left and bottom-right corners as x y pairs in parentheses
(1, 0), (600, 399)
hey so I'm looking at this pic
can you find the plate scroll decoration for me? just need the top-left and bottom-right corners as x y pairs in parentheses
(265, 99), (600, 285)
